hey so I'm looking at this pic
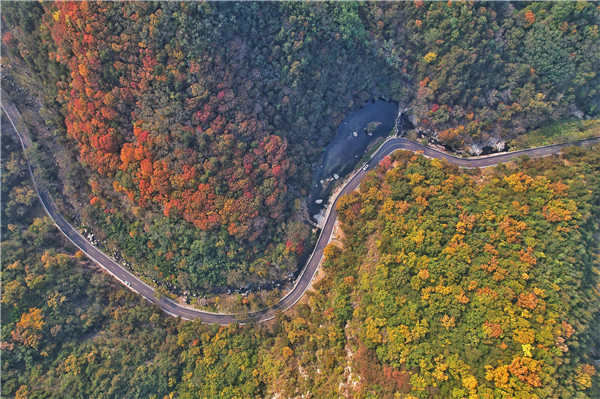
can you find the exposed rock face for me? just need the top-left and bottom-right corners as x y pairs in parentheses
(487, 137), (506, 152)
(568, 104), (585, 119)
(406, 109), (508, 156)
(470, 137), (506, 156)
(470, 143), (484, 156)
(394, 107), (411, 136)
(408, 113), (418, 129)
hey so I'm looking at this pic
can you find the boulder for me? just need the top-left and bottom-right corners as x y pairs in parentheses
(469, 143), (483, 156)
(489, 138), (506, 152)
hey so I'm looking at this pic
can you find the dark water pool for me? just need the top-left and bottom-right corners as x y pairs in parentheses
(308, 99), (399, 218)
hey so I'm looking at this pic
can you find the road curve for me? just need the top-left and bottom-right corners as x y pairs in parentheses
(3, 94), (599, 324)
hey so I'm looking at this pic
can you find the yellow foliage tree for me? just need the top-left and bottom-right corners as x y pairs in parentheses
(12, 308), (45, 349)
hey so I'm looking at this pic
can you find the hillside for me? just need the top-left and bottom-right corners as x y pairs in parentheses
(3, 1), (598, 296)
(2, 110), (599, 396)
(329, 148), (600, 397)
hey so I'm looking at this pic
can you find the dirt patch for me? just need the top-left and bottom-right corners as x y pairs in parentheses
(330, 218), (346, 246)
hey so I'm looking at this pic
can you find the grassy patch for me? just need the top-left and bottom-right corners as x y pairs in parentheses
(510, 118), (600, 150)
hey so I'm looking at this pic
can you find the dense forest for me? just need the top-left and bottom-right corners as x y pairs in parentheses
(2, 1), (396, 296)
(332, 147), (600, 397)
(398, 1), (600, 149)
(2, 1), (598, 297)
(2, 113), (599, 397)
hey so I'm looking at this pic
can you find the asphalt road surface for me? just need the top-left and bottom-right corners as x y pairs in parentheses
(3, 93), (599, 324)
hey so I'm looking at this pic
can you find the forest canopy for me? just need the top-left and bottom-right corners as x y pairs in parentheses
(2, 120), (599, 397)
(2, 1), (598, 295)
(328, 147), (600, 398)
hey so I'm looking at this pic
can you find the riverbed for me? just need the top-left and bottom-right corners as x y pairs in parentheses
(308, 99), (399, 218)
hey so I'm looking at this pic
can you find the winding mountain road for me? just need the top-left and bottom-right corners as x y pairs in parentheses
(3, 94), (599, 324)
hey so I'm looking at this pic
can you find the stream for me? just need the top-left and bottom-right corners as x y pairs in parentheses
(308, 99), (400, 219)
